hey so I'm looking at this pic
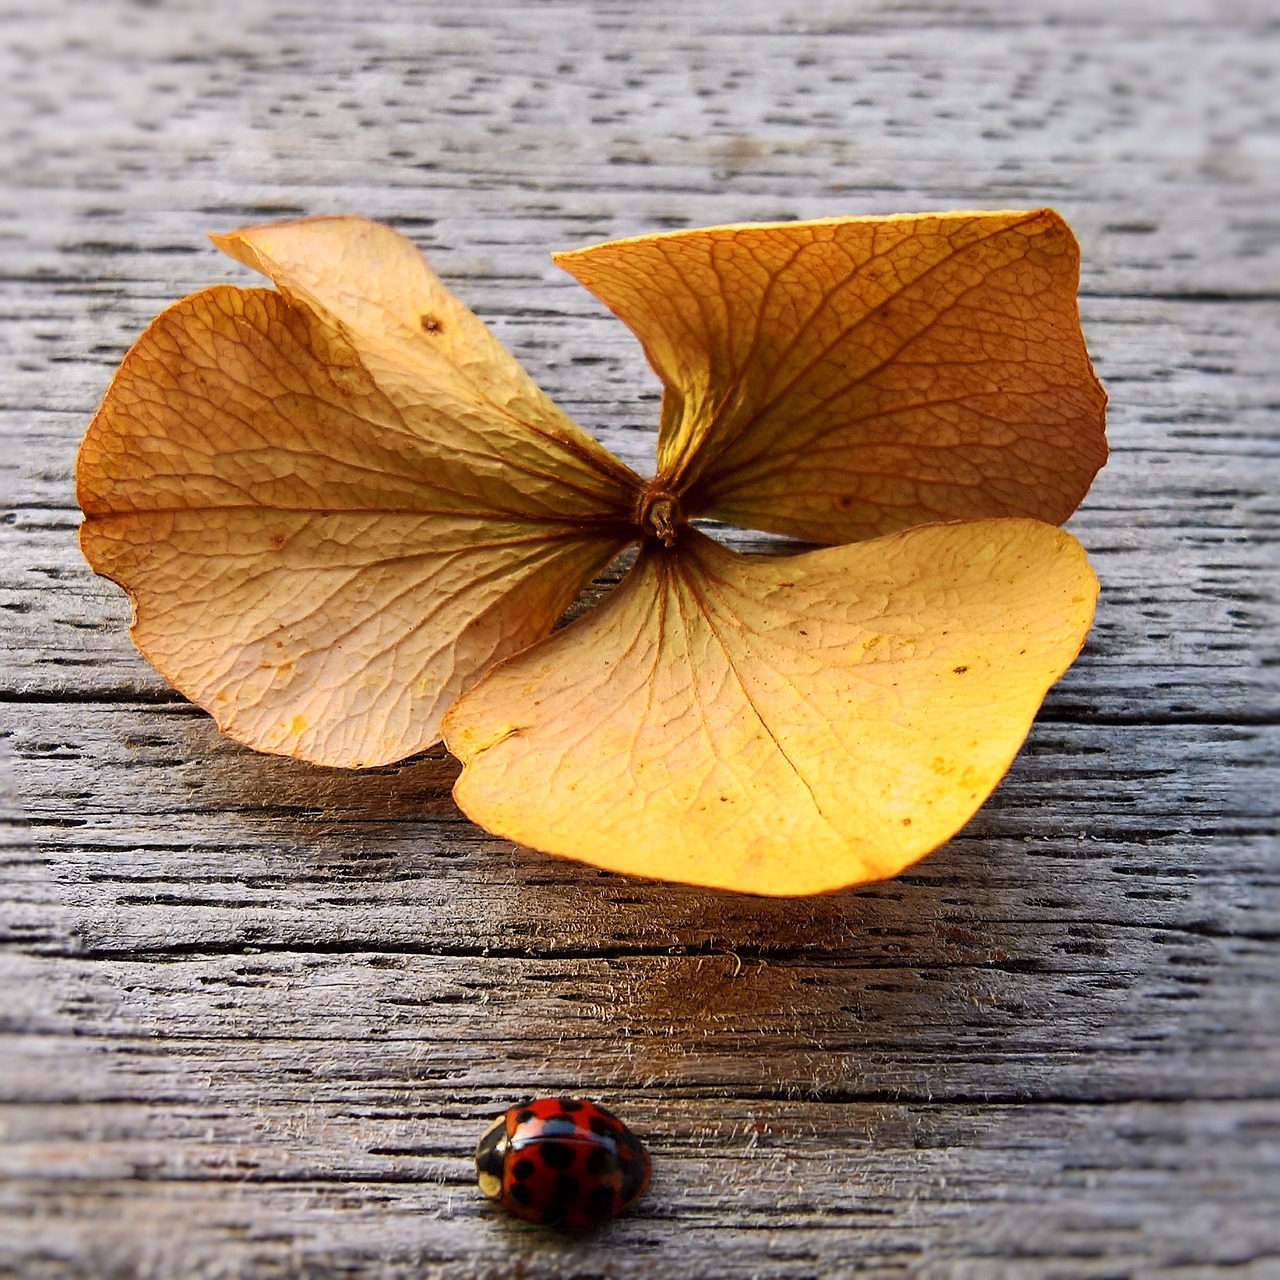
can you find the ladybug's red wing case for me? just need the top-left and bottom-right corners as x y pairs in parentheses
(474, 1096), (651, 1228)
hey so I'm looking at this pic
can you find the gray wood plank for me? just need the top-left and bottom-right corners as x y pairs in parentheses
(2, 0), (1277, 1276)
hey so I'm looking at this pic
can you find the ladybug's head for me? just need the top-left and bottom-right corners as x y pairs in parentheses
(474, 1114), (509, 1200)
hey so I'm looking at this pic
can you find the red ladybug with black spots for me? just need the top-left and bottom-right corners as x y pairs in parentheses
(475, 1097), (651, 1228)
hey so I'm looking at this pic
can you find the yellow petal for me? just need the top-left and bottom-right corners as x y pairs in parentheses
(78, 280), (635, 768)
(444, 521), (1098, 896)
(554, 210), (1107, 543)
(213, 215), (637, 510)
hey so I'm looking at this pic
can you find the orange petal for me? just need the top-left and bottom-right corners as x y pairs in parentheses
(444, 521), (1098, 896)
(554, 210), (1106, 543)
(213, 215), (638, 509)
(78, 271), (636, 768)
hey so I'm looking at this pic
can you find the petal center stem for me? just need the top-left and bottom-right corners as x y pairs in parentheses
(636, 487), (683, 547)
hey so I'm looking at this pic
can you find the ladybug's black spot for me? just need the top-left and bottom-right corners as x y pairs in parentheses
(509, 1182), (533, 1206)
(552, 1173), (580, 1204)
(539, 1141), (575, 1171)
(515, 1109), (535, 1126)
(588, 1115), (617, 1137)
(558, 1098), (583, 1113)
(586, 1147), (619, 1177)
(512, 1158), (536, 1181)
(587, 1184), (616, 1219)
(620, 1146), (648, 1202)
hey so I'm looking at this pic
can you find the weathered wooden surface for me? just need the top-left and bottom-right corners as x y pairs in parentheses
(2, 1), (1277, 1276)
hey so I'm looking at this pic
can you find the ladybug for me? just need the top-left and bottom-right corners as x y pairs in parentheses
(475, 1096), (651, 1228)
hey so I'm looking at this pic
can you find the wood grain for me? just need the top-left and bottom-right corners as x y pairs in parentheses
(2, 1), (1277, 1276)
